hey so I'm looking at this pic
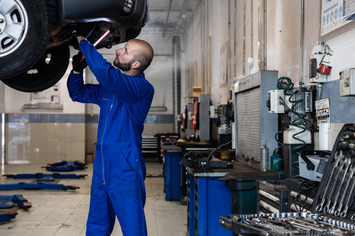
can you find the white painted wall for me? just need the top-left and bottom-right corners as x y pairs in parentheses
(210, 0), (222, 106)
(267, 0), (302, 81)
(325, 27), (355, 82)
(137, 29), (176, 115)
(181, 0), (355, 105)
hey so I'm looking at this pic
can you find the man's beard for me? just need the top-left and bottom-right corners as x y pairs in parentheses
(114, 59), (134, 71)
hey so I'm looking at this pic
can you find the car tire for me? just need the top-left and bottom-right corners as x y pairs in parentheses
(1, 43), (70, 93)
(0, 0), (50, 79)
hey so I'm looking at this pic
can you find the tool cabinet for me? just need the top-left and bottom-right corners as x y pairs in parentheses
(186, 168), (232, 236)
(163, 150), (182, 201)
(220, 123), (355, 235)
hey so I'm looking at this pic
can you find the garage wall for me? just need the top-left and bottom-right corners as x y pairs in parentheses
(265, 0), (322, 86)
(167, 0), (355, 150)
(183, 0), (322, 105)
(324, 27), (355, 82)
(137, 28), (178, 135)
(182, 0), (355, 148)
(266, 0), (302, 82)
(3, 66), (86, 164)
(183, 0), (231, 106)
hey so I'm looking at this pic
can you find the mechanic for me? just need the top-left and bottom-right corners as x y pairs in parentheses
(67, 35), (154, 236)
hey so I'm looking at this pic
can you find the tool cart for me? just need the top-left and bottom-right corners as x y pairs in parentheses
(220, 123), (355, 235)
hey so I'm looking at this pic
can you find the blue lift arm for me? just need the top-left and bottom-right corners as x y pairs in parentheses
(0, 212), (17, 223)
(0, 194), (32, 209)
(43, 161), (87, 171)
(0, 195), (31, 224)
(0, 182), (79, 191)
(4, 173), (87, 180)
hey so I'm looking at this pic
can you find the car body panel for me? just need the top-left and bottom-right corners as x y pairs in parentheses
(59, 0), (146, 28)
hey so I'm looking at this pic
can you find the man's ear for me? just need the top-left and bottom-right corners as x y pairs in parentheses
(131, 61), (140, 69)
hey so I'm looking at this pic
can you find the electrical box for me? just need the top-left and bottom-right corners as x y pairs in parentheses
(267, 90), (284, 113)
(340, 68), (355, 96)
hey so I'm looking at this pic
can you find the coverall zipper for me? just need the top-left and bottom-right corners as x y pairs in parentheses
(100, 96), (115, 185)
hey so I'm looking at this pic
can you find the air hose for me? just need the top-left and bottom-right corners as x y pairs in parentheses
(277, 77), (307, 175)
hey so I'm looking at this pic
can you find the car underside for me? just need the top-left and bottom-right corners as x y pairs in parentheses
(0, 0), (147, 92)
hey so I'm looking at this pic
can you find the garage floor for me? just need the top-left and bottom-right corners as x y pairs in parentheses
(0, 162), (187, 236)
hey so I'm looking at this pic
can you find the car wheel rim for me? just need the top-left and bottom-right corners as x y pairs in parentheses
(0, 0), (28, 57)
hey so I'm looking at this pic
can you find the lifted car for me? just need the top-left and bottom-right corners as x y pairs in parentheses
(0, 0), (147, 92)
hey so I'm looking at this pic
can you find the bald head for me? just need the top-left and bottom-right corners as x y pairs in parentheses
(129, 39), (154, 73)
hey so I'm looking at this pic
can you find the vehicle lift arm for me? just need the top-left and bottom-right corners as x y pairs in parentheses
(4, 173), (87, 180)
(0, 182), (79, 191)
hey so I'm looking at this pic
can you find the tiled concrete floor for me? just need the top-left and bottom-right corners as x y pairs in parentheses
(0, 162), (187, 236)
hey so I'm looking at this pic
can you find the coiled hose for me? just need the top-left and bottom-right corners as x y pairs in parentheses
(277, 77), (307, 174)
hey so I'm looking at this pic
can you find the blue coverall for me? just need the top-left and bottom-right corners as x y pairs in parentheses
(67, 40), (154, 236)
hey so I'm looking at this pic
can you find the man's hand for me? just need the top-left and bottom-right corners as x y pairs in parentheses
(72, 51), (87, 73)
(77, 36), (86, 44)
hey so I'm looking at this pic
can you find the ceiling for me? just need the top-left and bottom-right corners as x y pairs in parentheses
(145, 0), (200, 36)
